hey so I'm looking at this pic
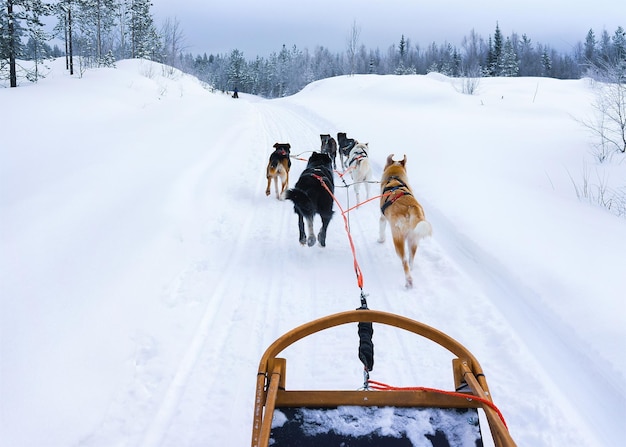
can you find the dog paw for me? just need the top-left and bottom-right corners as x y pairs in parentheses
(377, 237), (385, 243)
(265, 190), (270, 196)
(318, 231), (326, 247)
(307, 236), (316, 247)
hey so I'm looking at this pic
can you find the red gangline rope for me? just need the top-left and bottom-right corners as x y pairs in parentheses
(312, 173), (395, 289)
(367, 379), (509, 429)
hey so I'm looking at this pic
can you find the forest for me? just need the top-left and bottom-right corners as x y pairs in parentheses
(1, 1), (625, 98)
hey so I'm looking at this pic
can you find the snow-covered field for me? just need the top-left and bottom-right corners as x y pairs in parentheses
(1, 59), (625, 447)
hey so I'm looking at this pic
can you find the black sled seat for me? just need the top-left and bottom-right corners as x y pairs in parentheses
(251, 309), (517, 447)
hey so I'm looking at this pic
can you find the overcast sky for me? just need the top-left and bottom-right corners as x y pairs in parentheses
(151, 0), (624, 58)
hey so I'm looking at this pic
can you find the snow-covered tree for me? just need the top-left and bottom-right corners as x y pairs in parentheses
(541, 49), (552, 76)
(584, 28), (597, 65)
(2, 0), (51, 86)
(611, 26), (625, 66)
(125, 0), (159, 60)
(500, 37), (519, 76)
(487, 22), (504, 76)
(74, 0), (119, 67)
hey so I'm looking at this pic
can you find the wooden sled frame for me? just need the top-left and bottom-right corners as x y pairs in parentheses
(251, 309), (517, 447)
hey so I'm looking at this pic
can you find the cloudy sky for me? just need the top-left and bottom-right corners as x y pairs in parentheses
(151, 0), (624, 58)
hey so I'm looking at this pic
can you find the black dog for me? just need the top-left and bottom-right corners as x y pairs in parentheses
(337, 132), (357, 169)
(285, 152), (334, 247)
(320, 134), (338, 169)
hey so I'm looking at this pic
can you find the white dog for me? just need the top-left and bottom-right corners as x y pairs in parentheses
(347, 142), (373, 203)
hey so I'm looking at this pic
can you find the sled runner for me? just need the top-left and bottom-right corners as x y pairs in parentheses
(251, 309), (517, 447)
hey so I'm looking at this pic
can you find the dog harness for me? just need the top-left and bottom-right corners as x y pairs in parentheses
(380, 176), (412, 214)
(340, 140), (356, 153)
(348, 148), (368, 167)
(273, 148), (291, 168)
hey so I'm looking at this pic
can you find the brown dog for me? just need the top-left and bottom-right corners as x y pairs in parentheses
(266, 143), (291, 200)
(378, 154), (432, 288)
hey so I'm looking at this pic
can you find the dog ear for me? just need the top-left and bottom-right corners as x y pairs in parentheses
(386, 154), (395, 166)
(286, 143), (291, 149)
(273, 143), (279, 148)
(401, 154), (407, 166)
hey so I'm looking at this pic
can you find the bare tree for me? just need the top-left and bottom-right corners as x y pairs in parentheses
(160, 16), (186, 71)
(346, 19), (361, 76)
(584, 62), (626, 157)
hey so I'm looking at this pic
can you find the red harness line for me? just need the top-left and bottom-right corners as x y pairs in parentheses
(367, 379), (509, 429)
(312, 174), (364, 289)
(311, 174), (398, 289)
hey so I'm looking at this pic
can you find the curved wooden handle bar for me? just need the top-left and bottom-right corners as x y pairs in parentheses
(257, 309), (483, 377)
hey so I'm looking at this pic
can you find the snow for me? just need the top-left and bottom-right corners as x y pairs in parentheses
(272, 406), (482, 446)
(1, 59), (625, 447)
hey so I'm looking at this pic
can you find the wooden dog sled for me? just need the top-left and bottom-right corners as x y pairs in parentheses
(251, 309), (517, 447)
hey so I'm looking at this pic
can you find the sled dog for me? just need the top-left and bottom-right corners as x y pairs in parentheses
(320, 134), (338, 169)
(285, 152), (334, 247)
(346, 142), (373, 203)
(337, 132), (357, 169)
(265, 143), (291, 200)
(378, 154), (432, 288)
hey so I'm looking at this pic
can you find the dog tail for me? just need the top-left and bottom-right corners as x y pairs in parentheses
(285, 188), (315, 217)
(415, 220), (433, 239)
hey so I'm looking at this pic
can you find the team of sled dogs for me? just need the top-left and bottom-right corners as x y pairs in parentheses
(265, 132), (432, 288)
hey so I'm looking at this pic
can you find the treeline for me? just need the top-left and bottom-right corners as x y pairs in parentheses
(1, 1), (624, 96)
(185, 24), (626, 97)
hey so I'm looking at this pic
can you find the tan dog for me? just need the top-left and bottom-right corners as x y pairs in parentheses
(265, 143), (291, 199)
(378, 154), (432, 288)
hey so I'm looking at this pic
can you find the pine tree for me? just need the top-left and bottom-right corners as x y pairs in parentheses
(399, 34), (406, 61)
(599, 29), (612, 63)
(517, 34), (536, 76)
(1, 5), (13, 61)
(125, 0), (159, 60)
(485, 36), (494, 76)
(228, 48), (245, 92)
(584, 29), (597, 65)
(611, 26), (625, 67)
(75, 0), (118, 66)
(541, 49), (552, 76)
(490, 22), (503, 76)
(2, 0), (51, 87)
(55, 0), (76, 74)
(501, 37), (519, 76)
